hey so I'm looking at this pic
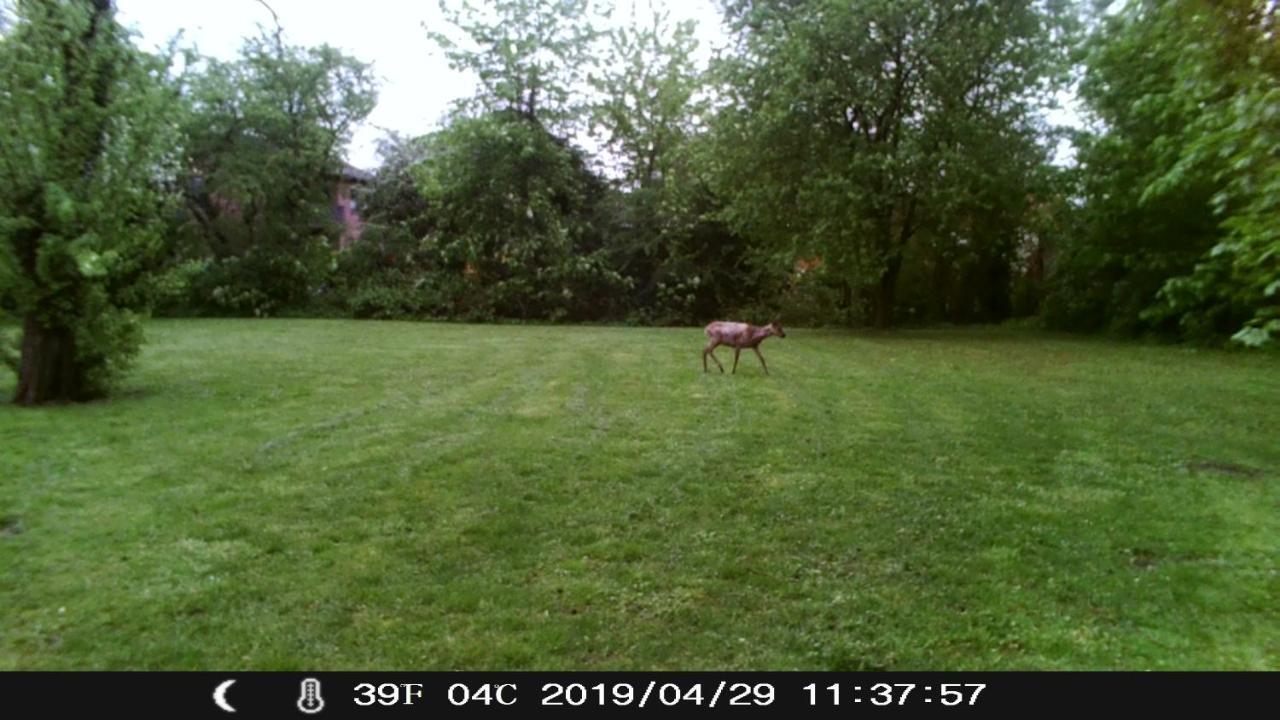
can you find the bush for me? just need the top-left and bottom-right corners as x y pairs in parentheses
(183, 238), (335, 317)
(776, 270), (845, 328)
(0, 320), (18, 380)
(348, 281), (424, 320)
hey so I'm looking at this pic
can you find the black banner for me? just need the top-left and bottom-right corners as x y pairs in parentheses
(0, 672), (1273, 717)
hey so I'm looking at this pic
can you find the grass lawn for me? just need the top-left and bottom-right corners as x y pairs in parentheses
(1, 319), (1277, 670)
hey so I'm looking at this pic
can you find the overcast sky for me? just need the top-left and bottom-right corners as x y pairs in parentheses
(115, 0), (1080, 169)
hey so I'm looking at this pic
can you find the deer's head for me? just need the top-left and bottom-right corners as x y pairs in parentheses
(768, 321), (786, 338)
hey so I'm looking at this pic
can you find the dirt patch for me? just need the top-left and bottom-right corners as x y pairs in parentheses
(0, 515), (23, 537)
(1186, 460), (1265, 479)
(1125, 547), (1159, 569)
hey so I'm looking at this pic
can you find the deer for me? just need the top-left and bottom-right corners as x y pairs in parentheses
(702, 320), (786, 374)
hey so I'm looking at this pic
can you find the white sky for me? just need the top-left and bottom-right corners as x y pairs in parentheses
(116, 0), (730, 170)
(115, 0), (1081, 169)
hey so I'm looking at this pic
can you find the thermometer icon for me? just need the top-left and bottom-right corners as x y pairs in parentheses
(298, 678), (325, 714)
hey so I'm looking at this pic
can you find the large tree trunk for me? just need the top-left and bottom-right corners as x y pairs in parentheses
(13, 316), (85, 406)
(982, 255), (1013, 323)
(872, 255), (903, 330)
(871, 195), (915, 330)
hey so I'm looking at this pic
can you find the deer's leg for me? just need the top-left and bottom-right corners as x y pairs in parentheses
(753, 347), (769, 375)
(732, 348), (741, 374)
(704, 342), (724, 373)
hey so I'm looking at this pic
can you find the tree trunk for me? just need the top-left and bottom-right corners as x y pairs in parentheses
(932, 255), (952, 322)
(13, 316), (85, 406)
(873, 256), (903, 330)
(982, 255), (1012, 323)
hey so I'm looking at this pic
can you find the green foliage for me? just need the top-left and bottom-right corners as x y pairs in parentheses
(0, 304), (17, 373)
(185, 238), (335, 317)
(1057, 0), (1278, 346)
(330, 221), (490, 322)
(395, 0), (633, 322)
(1144, 0), (1280, 346)
(327, 136), (454, 320)
(707, 0), (1074, 328)
(358, 133), (435, 240)
(1052, 1), (1223, 338)
(584, 4), (757, 326)
(0, 0), (182, 402)
(428, 0), (604, 133)
(590, 5), (701, 190)
(742, 261), (845, 329)
(413, 113), (625, 321)
(3, 0), (1254, 345)
(346, 281), (425, 320)
(171, 29), (377, 316)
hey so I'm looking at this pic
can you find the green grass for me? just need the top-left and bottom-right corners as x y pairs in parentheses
(1, 319), (1277, 670)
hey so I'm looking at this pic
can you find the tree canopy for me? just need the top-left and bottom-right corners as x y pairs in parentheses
(4, 0), (1277, 404)
(0, 0), (181, 403)
(1049, 0), (1279, 346)
(173, 28), (377, 316)
(707, 0), (1075, 328)
(428, 0), (604, 133)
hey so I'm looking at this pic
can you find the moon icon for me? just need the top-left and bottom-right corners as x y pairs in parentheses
(214, 679), (237, 713)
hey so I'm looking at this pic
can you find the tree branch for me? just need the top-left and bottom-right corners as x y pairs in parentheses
(254, 0), (285, 57)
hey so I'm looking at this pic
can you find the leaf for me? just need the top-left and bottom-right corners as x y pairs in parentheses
(1230, 325), (1274, 348)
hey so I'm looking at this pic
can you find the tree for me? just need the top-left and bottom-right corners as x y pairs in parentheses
(1047, 1), (1229, 337)
(413, 112), (622, 321)
(0, 0), (181, 404)
(428, 0), (604, 134)
(418, 0), (621, 321)
(331, 133), (443, 321)
(589, 3), (714, 323)
(359, 133), (435, 239)
(174, 28), (376, 315)
(708, 0), (1074, 328)
(1138, 0), (1279, 346)
(590, 3), (701, 190)
(1054, 0), (1278, 345)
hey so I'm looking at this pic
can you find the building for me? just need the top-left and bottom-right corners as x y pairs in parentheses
(333, 164), (373, 250)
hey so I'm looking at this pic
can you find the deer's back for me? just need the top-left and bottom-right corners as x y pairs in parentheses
(705, 321), (752, 347)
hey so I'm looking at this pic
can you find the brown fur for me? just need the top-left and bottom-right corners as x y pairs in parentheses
(702, 321), (786, 374)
